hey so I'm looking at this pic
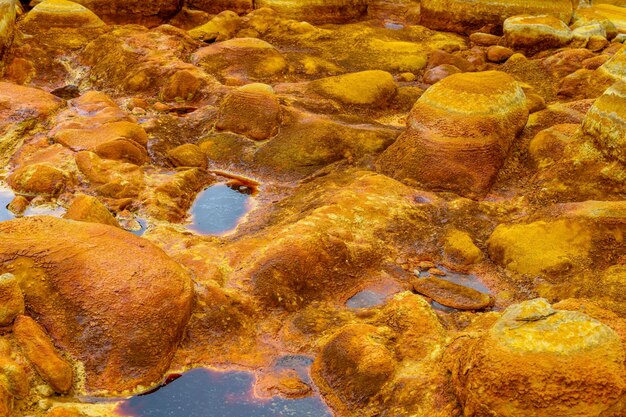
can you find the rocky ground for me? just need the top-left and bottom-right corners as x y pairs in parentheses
(0, 0), (625, 416)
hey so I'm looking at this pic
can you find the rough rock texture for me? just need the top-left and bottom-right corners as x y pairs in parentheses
(216, 85), (281, 140)
(13, 315), (74, 394)
(0, 273), (24, 326)
(22, 0), (106, 31)
(412, 277), (493, 310)
(0, 83), (63, 165)
(0, 0), (16, 70)
(7, 164), (68, 197)
(310, 70), (398, 107)
(504, 15), (573, 52)
(233, 171), (435, 311)
(63, 194), (120, 227)
(487, 219), (592, 276)
(187, 0), (253, 14)
(0, 217), (194, 392)
(581, 81), (626, 163)
(420, 0), (573, 34)
(254, 0), (369, 24)
(52, 0), (181, 26)
(192, 37), (287, 83)
(377, 71), (528, 198)
(451, 299), (626, 417)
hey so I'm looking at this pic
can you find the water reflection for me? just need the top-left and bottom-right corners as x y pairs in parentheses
(187, 183), (254, 235)
(117, 368), (332, 417)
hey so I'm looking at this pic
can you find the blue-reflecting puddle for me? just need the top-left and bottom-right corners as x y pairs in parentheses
(384, 22), (404, 30)
(0, 186), (64, 220)
(0, 187), (14, 222)
(418, 266), (491, 312)
(117, 368), (332, 417)
(188, 183), (254, 235)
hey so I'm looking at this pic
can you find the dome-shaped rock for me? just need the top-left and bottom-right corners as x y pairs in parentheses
(420, 0), (573, 34)
(582, 81), (626, 163)
(504, 15), (573, 52)
(0, 216), (194, 392)
(22, 0), (105, 31)
(254, 0), (368, 24)
(451, 298), (626, 417)
(377, 71), (528, 198)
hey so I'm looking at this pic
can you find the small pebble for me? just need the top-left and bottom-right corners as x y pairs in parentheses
(428, 268), (447, 276)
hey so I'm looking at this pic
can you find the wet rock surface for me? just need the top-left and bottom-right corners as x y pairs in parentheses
(0, 0), (624, 416)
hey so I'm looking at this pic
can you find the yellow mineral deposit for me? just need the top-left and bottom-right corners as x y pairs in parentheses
(0, 0), (624, 416)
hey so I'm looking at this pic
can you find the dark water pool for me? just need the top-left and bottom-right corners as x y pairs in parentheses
(187, 184), (254, 235)
(116, 368), (332, 417)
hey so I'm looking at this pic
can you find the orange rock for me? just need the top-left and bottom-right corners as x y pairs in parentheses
(256, 369), (312, 398)
(62, 0), (180, 26)
(6, 164), (68, 197)
(6, 196), (29, 216)
(0, 82), (63, 123)
(75, 151), (145, 198)
(166, 144), (207, 168)
(582, 80), (626, 163)
(378, 71), (528, 198)
(13, 315), (73, 394)
(21, 0), (106, 31)
(54, 120), (148, 151)
(422, 64), (462, 84)
(420, 0), (573, 34)
(450, 299), (626, 416)
(216, 86), (281, 140)
(503, 15), (573, 52)
(0, 273), (24, 326)
(469, 32), (501, 46)
(186, 0), (252, 14)
(0, 357), (29, 399)
(0, 382), (11, 417)
(45, 408), (84, 417)
(94, 138), (149, 165)
(255, 0), (368, 24)
(313, 324), (396, 408)
(486, 45), (514, 62)
(412, 277), (493, 310)
(192, 38), (287, 83)
(160, 69), (202, 102)
(63, 194), (120, 227)
(426, 49), (475, 72)
(0, 1), (17, 67)
(0, 217), (194, 392)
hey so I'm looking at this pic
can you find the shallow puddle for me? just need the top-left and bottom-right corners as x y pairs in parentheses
(0, 187), (13, 222)
(418, 266), (492, 312)
(346, 280), (403, 309)
(117, 368), (332, 417)
(187, 183), (254, 235)
(0, 186), (65, 221)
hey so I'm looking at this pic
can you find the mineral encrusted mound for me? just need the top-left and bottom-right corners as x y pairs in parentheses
(0, 216), (194, 392)
(377, 70), (528, 198)
(254, 0), (369, 24)
(451, 298), (626, 417)
(420, 0), (573, 34)
(582, 81), (626, 163)
(0, 0), (16, 64)
(45, 0), (181, 26)
(503, 15), (573, 52)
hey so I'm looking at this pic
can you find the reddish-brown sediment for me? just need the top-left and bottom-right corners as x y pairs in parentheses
(0, 1), (625, 416)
